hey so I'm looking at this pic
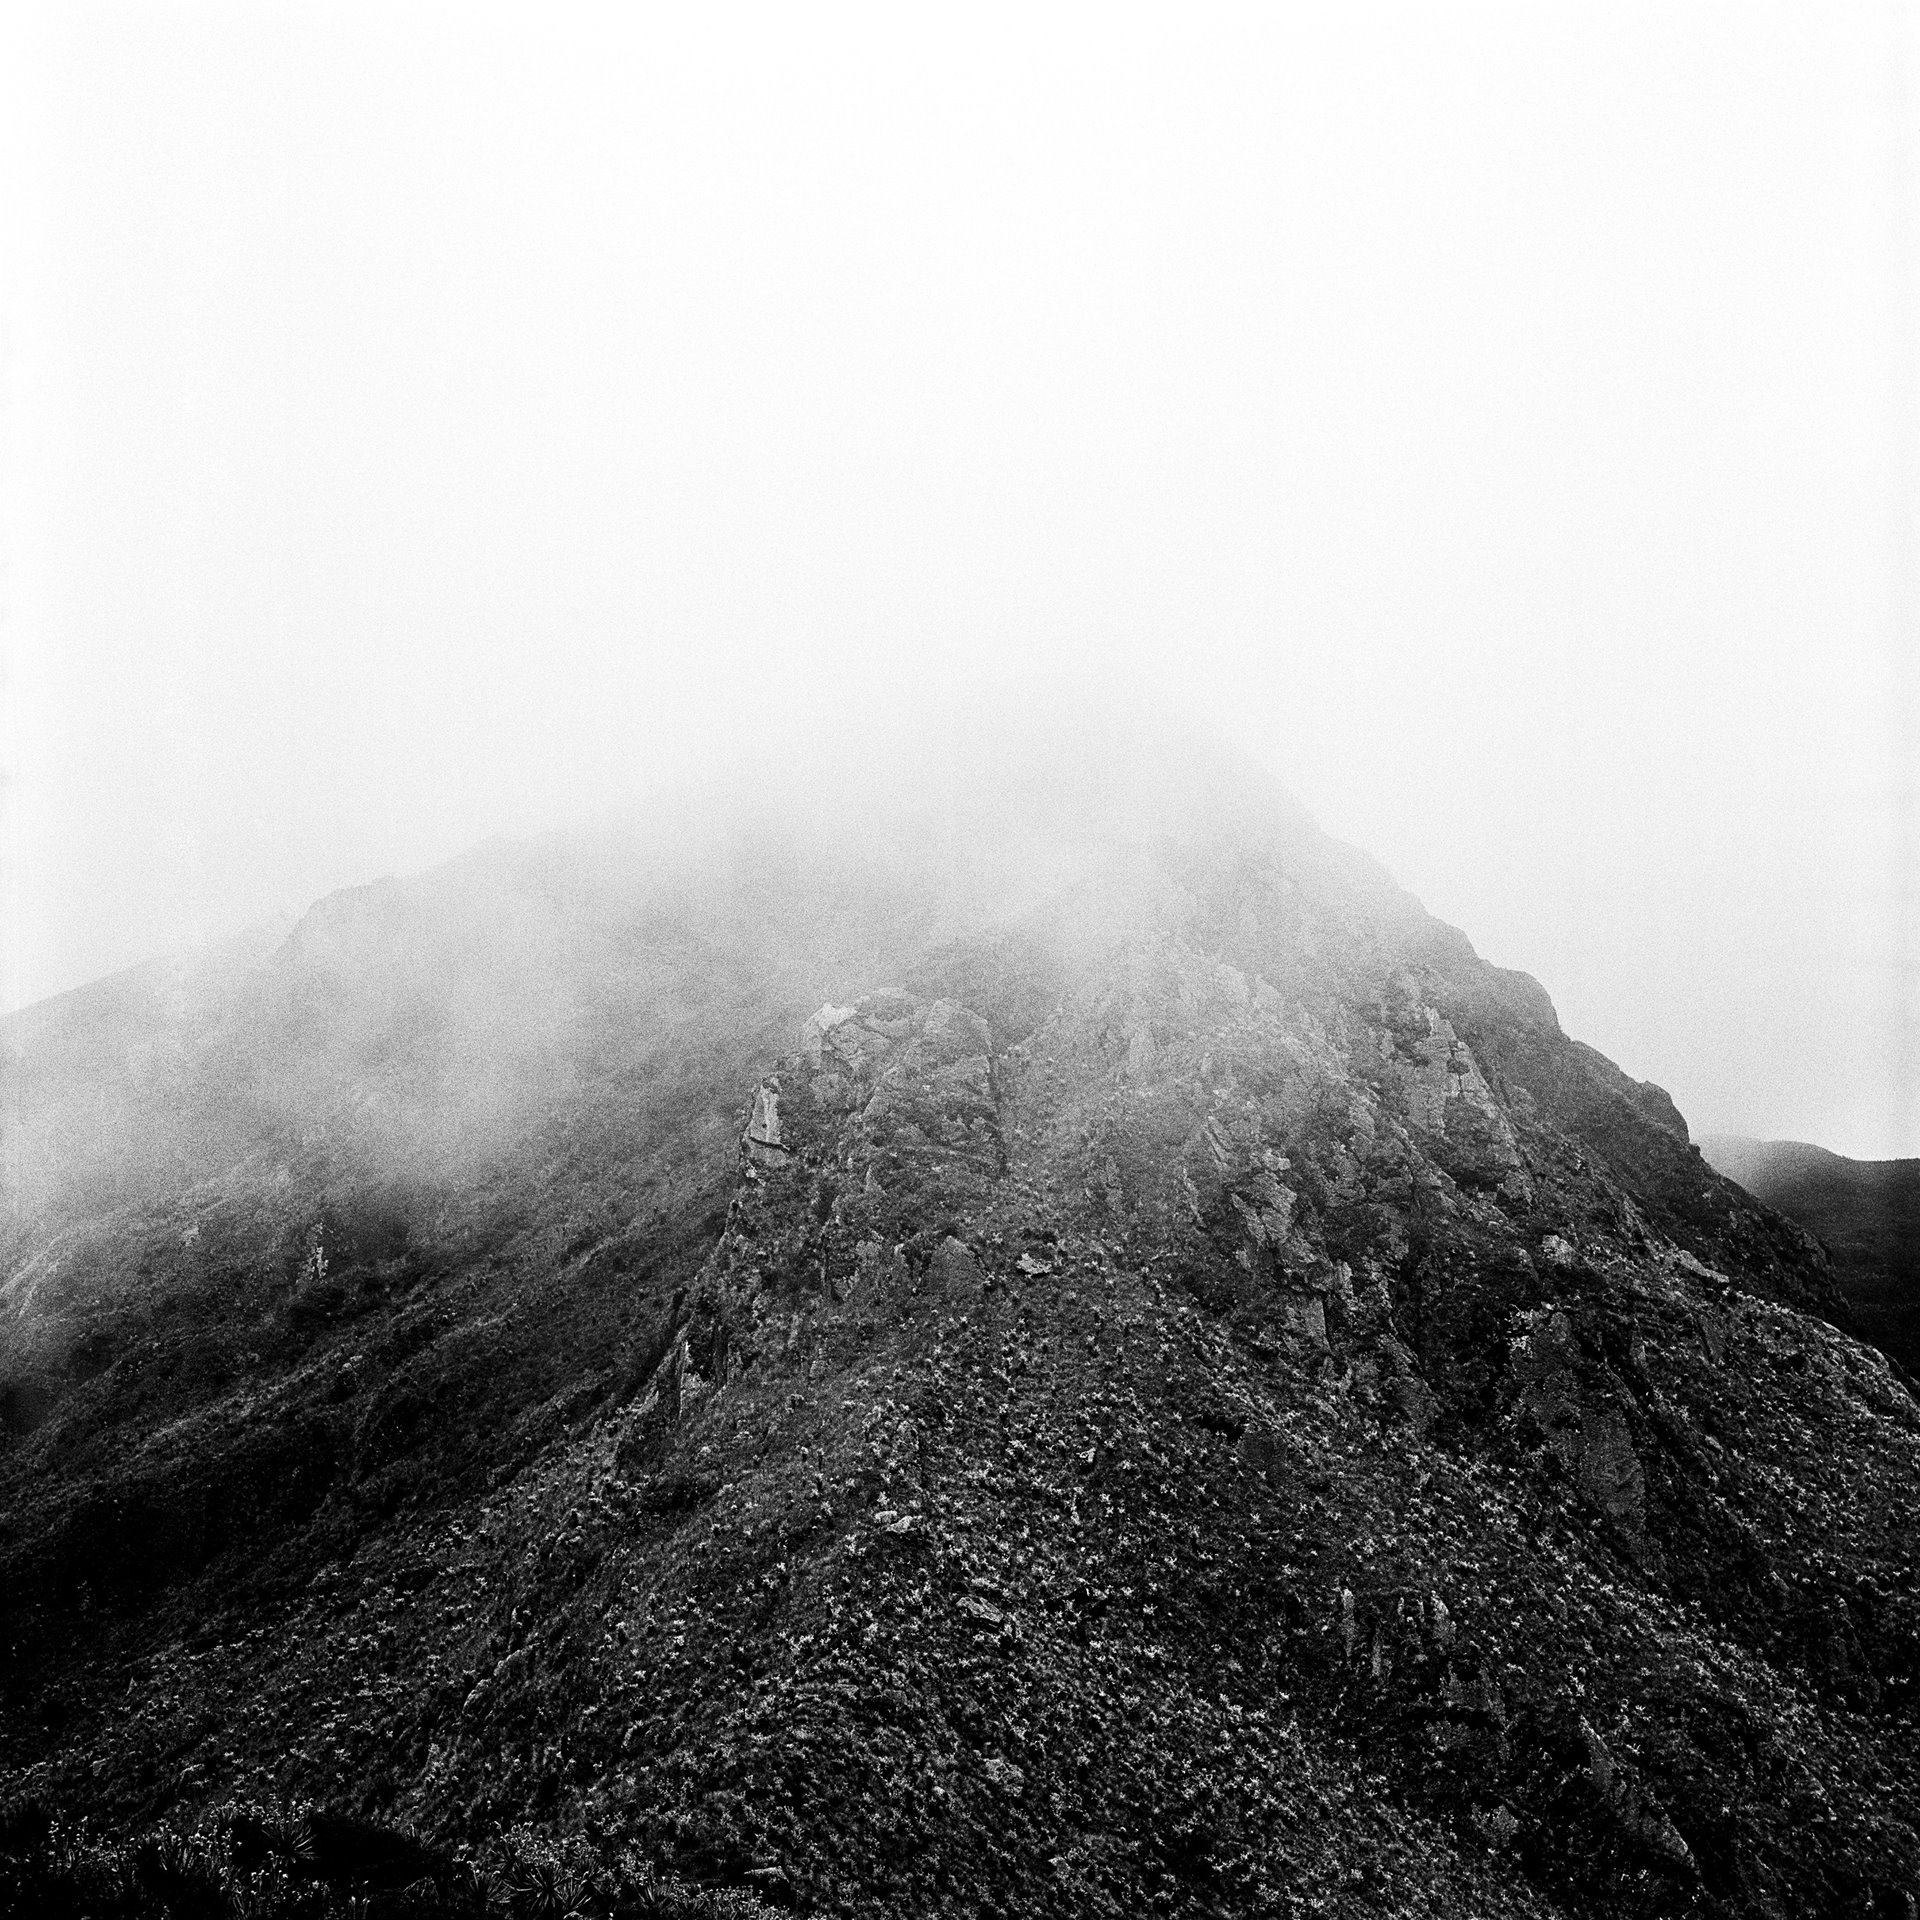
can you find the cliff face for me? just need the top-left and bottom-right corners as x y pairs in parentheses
(1, 737), (1912, 1919)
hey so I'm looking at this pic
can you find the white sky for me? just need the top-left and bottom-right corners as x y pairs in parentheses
(3, 2), (1916, 1156)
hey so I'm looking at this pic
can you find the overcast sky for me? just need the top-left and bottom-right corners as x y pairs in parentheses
(4, 2), (1916, 1157)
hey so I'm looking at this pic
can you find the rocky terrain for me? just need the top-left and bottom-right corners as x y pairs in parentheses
(1701, 1136), (1920, 1383)
(3, 729), (1917, 1918)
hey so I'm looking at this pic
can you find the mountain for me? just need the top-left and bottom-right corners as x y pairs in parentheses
(2, 720), (1916, 1920)
(1700, 1136), (1920, 1381)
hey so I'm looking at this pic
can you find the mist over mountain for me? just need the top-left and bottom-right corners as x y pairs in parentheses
(2, 718), (1915, 1919)
(0, 713), (1390, 1234)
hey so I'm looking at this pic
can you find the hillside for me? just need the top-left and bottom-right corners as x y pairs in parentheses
(1700, 1136), (1920, 1381)
(2, 728), (1915, 1920)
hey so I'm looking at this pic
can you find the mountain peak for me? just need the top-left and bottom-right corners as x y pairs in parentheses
(2, 730), (1913, 1918)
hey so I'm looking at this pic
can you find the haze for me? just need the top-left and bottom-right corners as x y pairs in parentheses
(3, 3), (1915, 1157)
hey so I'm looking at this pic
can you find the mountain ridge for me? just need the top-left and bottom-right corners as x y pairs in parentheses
(2, 728), (1910, 1920)
(1700, 1134), (1920, 1383)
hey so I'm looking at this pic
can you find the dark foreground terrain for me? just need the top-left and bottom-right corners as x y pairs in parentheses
(1701, 1136), (1920, 1383)
(3, 730), (1916, 1918)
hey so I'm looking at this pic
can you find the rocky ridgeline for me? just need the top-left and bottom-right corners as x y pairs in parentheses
(2, 762), (1915, 1918)
(556, 910), (1920, 1916)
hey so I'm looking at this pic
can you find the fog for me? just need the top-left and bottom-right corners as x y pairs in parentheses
(4, 3), (1915, 1156)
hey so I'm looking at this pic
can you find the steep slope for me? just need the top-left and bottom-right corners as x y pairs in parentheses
(1701, 1136), (1920, 1380)
(2, 731), (1912, 1920)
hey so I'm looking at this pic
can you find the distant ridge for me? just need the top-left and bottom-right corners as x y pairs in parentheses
(1701, 1134), (1920, 1378)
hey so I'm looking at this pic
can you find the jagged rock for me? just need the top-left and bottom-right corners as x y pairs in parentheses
(801, 1004), (859, 1068)
(744, 1083), (788, 1163)
(1509, 1308), (1650, 1547)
